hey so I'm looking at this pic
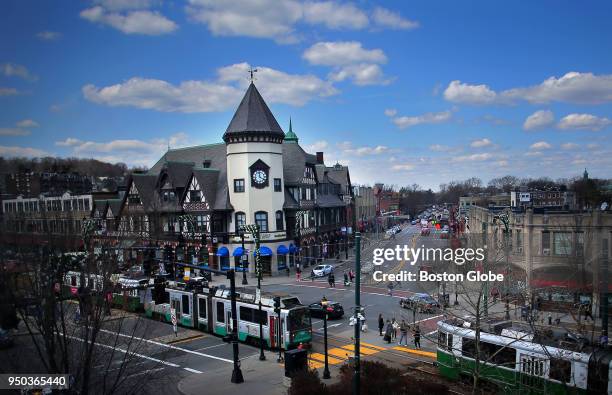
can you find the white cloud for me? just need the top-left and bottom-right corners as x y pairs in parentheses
(36, 31), (62, 41)
(337, 141), (389, 156)
(384, 108), (397, 117)
(84, 62), (338, 112)
(452, 153), (493, 162)
(470, 138), (493, 148)
(305, 140), (329, 152)
(391, 163), (415, 171)
(557, 113), (611, 131)
(443, 80), (497, 105)
(445, 72), (612, 105)
(16, 119), (38, 128)
(561, 142), (579, 150)
(391, 110), (452, 129)
(523, 110), (554, 131)
(303, 41), (386, 66)
(186, 1), (417, 43)
(302, 1), (368, 29)
(0, 63), (38, 82)
(529, 141), (552, 150)
(0, 145), (50, 157)
(80, 3), (177, 35)
(0, 87), (19, 96)
(303, 41), (390, 86)
(429, 144), (452, 152)
(371, 7), (419, 30)
(0, 128), (30, 136)
(525, 151), (543, 157)
(55, 132), (189, 167)
(586, 143), (598, 150)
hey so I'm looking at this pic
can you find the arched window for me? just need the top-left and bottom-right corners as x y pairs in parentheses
(276, 210), (284, 231)
(235, 212), (246, 231)
(255, 211), (268, 232)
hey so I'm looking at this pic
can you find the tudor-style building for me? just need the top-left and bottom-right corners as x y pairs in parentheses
(92, 82), (353, 276)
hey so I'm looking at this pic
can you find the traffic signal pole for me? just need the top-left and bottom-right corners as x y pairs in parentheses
(353, 232), (361, 395)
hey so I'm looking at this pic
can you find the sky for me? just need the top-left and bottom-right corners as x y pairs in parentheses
(1, 0), (611, 190)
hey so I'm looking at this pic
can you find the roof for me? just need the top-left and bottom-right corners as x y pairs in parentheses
(149, 143), (232, 210)
(223, 83), (284, 141)
(107, 198), (124, 217)
(316, 193), (346, 208)
(131, 174), (157, 210)
(282, 141), (317, 185)
(326, 164), (351, 193)
(192, 168), (220, 209)
(283, 189), (299, 209)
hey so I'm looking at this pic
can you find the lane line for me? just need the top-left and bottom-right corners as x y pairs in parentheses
(183, 367), (203, 374)
(194, 343), (227, 352)
(309, 353), (344, 364)
(98, 328), (233, 364)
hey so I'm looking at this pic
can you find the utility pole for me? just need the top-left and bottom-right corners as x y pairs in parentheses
(244, 224), (266, 361)
(228, 269), (244, 383)
(240, 230), (248, 285)
(482, 221), (489, 317)
(353, 232), (361, 395)
(321, 299), (331, 379)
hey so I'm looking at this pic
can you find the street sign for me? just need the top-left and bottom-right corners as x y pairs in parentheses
(170, 308), (177, 335)
(255, 288), (261, 304)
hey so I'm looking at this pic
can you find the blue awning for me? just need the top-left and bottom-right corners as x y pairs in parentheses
(289, 244), (297, 253)
(216, 246), (229, 257)
(232, 247), (245, 257)
(253, 246), (273, 256)
(277, 245), (289, 255)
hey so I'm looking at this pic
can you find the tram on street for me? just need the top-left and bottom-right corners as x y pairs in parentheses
(437, 318), (612, 394)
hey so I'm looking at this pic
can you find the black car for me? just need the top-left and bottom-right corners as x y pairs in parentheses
(308, 301), (344, 319)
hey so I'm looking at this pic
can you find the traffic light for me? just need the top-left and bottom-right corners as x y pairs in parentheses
(273, 296), (281, 314)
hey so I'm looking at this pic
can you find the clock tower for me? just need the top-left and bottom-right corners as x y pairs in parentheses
(224, 82), (286, 234)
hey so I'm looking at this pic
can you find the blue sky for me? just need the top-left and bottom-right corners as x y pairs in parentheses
(1, 0), (611, 190)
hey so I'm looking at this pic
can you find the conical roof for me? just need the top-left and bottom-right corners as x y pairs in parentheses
(223, 83), (284, 142)
(284, 117), (299, 142)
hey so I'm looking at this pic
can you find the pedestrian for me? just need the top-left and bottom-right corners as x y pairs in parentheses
(286, 267), (291, 277)
(310, 270), (315, 282)
(328, 272), (335, 288)
(349, 269), (355, 282)
(391, 318), (399, 340)
(398, 320), (408, 346)
(378, 314), (384, 336)
(414, 325), (421, 349)
(344, 271), (349, 286)
(384, 319), (393, 344)
(296, 266), (302, 281)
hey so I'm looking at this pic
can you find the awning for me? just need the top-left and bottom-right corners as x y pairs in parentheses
(216, 246), (229, 257)
(277, 245), (289, 255)
(232, 247), (245, 257)
(289, 244), (298, 253)
(253, 246), (273, 256)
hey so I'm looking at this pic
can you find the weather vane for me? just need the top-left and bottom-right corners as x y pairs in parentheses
(248, 66), (258, 82)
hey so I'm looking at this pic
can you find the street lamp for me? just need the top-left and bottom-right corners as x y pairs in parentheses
(244, 224), (266, 361)
(321, 298), (331, 379)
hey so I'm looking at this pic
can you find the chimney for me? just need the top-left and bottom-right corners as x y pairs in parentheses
(316, 152), (324, 164)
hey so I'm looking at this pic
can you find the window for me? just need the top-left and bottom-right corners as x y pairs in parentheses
(255, 211), (268, 232)
(554, 232), (572, 255)
(550, 358), (571, 383)
(462, 338), (476, 358)
(274, 178), (282, 192)
(190, 190), (201, 202)
(276, 211), (284, 231)
(235, 212), (246, 230)
(234, 179), (245, 193)
(195, 215), (209, 232)
(542, 230), (550, 252)
(240, 306), (267, 325)
(447, 334), (453, 352)
(576, 232), (584, 257)
(162, 191), (176, 202)
(217, 302), (225, 323)
(198, 298), (207, 319)
(516, 229), (522, 251)
(182, 295), (190, 315)
(438, 332), (447, 349)
(301, 187), (306, 200)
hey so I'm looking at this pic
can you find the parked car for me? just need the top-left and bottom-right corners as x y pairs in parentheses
(421, 227), (430, 236)
(308, 301), (344, 319)
(311, 264), (333, 277)
(411, 220), (417, 225)
(440, 229), (450, 239)
(399, 293), (440, 313)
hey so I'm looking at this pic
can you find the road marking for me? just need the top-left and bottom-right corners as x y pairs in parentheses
(183, 367), (203, 374)
(195, 343), (227, 352)
(391, 346), (436, 359)
(413, 314), (444, 325)
(309, 353), (344, 364)
(98, 328), (233, 364)
(328, 348), (352, 359)
(341, 344), (378, 355)
(169, 334), (206, 345)
(360, 342), (387, 351)
(308, 360), (325, 369)
(125, 367), (165, 378)
(425, 330), (438, 337)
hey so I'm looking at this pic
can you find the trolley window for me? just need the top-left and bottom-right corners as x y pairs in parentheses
(239, 306), (267, 325)
(217, 302), (225, 323)
(71, 276), (77, 286)
(182, 295), (190, 315)
(550, 358), (571, 383)
(447, 334), (453, 352)
(462, 338), (476, 358)
(287, 308), (311, 331)
(198, 298), (207, 319)
(438, 332), (447, 349)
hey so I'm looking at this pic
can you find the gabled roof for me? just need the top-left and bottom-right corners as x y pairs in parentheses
(161, 161), (195, 189)
(149, 143), (232, 210)
(191, 168), (220, 209)
(283, 189), (299, 209)
(282, 141), (317, 185)
(131, 174), (158, 210)
(326, 164), (351, 194)
(223, 83), (284, 141)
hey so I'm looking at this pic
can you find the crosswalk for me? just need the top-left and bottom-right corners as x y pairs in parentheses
(307, 341), (434, 369)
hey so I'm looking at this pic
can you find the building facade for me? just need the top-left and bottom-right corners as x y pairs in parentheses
(353, 185), (376, 232)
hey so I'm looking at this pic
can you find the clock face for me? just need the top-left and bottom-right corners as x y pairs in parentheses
(252, 170), (267, 185)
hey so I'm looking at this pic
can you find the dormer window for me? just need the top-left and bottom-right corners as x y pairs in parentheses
(162, 191), (176, 202)
(202, 160), (211, 168)
(190, 190), (201, 202)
